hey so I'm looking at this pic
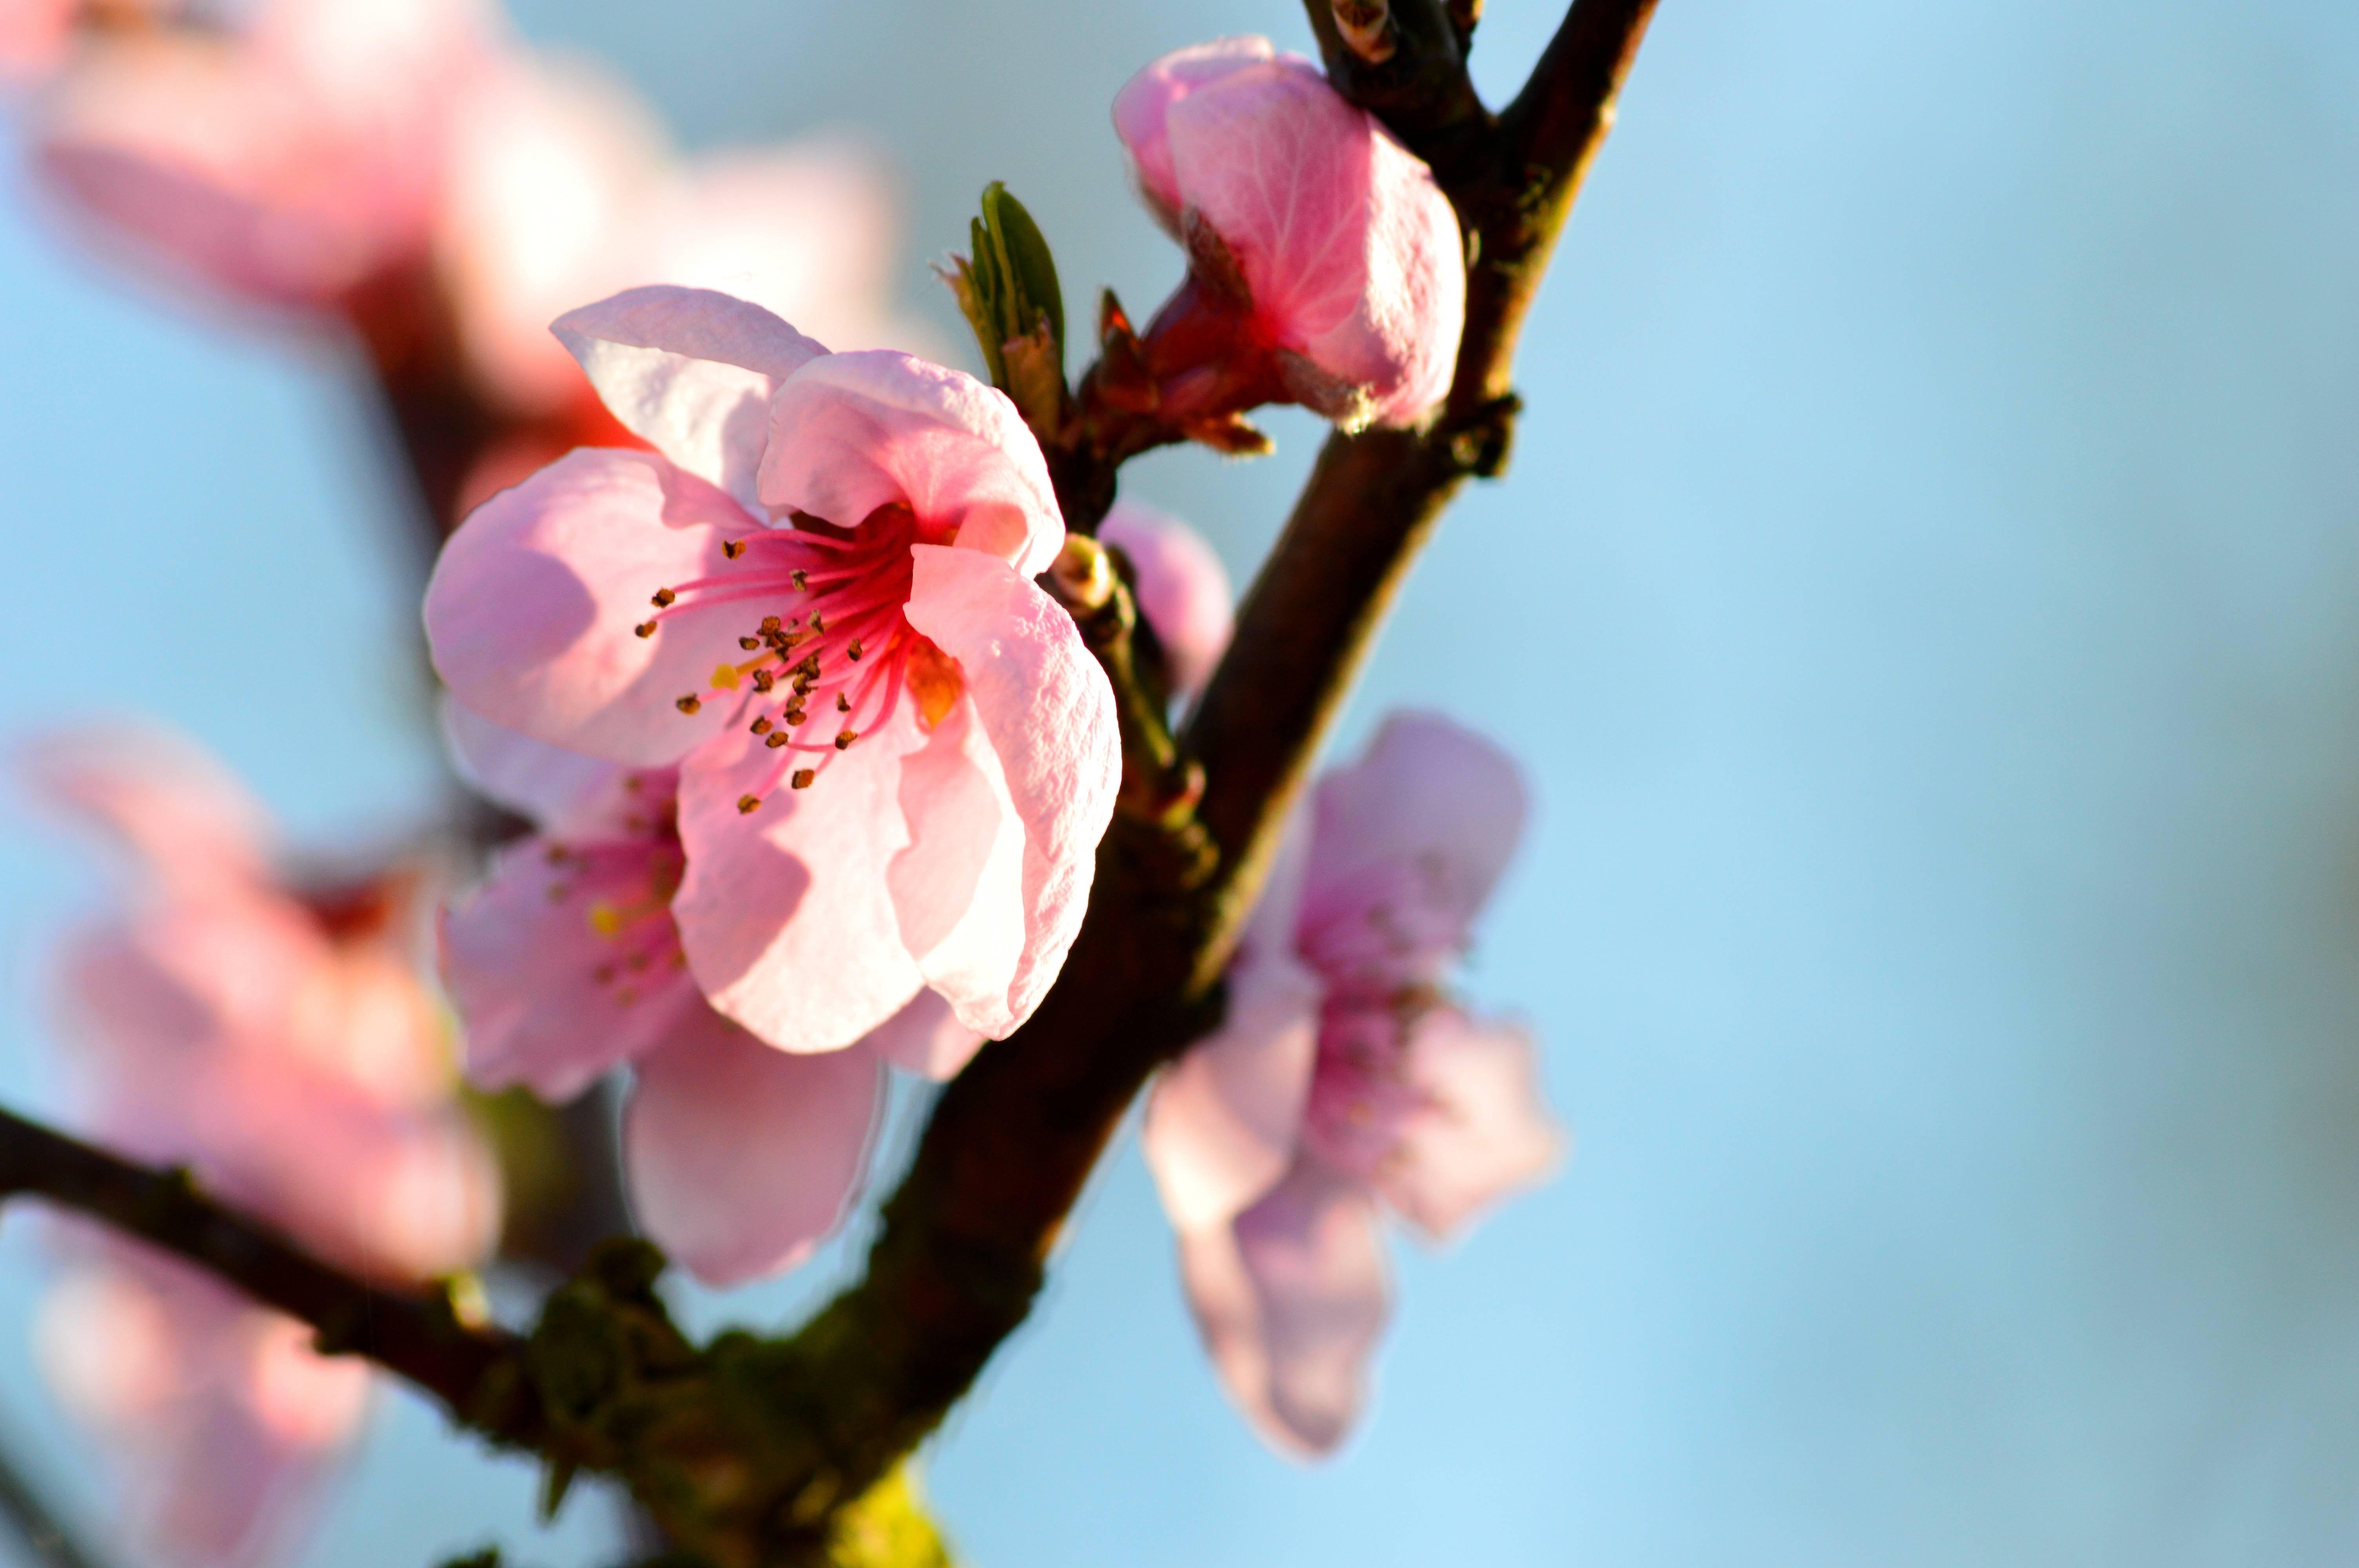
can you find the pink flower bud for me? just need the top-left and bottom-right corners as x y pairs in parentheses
(1113, 36), (1465, 432)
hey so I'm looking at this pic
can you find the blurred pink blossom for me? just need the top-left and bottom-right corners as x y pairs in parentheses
(1141, 711), (1559, 1454)
(426, 285), (1120, 1059)
(32, 0), (908, 410)
(1113, 36), (1465, 432)
(0, 0), (77, 81)
(1100, 500), (1233, 700)
(439, 703), (982, 1286)
(20, 724), (501, 1565)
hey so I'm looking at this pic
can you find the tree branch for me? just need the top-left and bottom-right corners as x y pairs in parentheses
(0, 1106), (542, 1448)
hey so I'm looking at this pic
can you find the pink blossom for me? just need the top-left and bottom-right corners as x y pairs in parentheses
(426, 285), (1120, 1063)
(1112, 36), (1465, 432)
(1141, 711), (1559, 1454)
(33, 0), (909, 412)
(439, 703), (983, 1285)
(36, 0), (493, 304)
(1100, 501), (1233, 700)
(0, 0), (76, 82)
(21, 724), (500, 1565)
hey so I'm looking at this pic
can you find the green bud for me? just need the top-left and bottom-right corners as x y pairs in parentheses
(941, 183), (1069, 434)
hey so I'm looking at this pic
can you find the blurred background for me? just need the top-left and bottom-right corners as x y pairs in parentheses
(5, 0), (2359, 1562)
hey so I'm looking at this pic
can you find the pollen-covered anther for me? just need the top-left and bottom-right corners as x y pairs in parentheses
(737, 794), (762, 814)
(722, 539), (747, 559)
(836, 692), (852, 713)
(750, 670), (774, 693)
(761, 615), (782, 633)
(791, 769), (816, 789)
(846, 639), (863, 662)
(791, 570), (807, 590)
(835, 730), (859, 751)
(676, 695), (702, 715)
(765, 733), (790, 749)
(634, 620), (658, 638)
(750, 717), (772, 735)
(650, 588), (676, 607)
(739, 636), (761, 651)
(810, 613), (827, 633)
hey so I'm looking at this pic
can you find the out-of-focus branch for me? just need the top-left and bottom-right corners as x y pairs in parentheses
(0, 1106), (542, 1448)
(0, 1424), (108, 1568)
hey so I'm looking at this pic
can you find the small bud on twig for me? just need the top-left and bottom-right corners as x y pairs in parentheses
(1332, 0), (1397, 63)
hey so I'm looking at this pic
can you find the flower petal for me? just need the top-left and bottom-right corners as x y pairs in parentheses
(1379, 1007), (1563, 1241)
(1177, 1156), (1389, 1456)
(759, 351), (1065, 575)
(439, 699), (676, 842)
(438, 835), (702, 1100)
(1111, 36), (1279, 233)
(861, 987), (985, 1081)
(901, 545), (1119, 1034)
(672, 711), (927, 1053)
(1299, 710), (1528, 981)
(425, 446), (756, 767)
(18, 724), (271, 898)
(1100, 501), (1234, 699)
(623, 1015), (883, 1286)
(886, 694), (1028, 1038)
(554, 284), (829, 503)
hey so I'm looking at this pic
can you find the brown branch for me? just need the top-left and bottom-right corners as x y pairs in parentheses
(0, 1105), (542, 1447)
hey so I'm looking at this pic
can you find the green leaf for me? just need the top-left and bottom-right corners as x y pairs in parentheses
(980, 182), (1063, 361)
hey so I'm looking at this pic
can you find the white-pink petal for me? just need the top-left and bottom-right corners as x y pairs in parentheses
(1379, 1007), (1562, 1241)
(759, 351), (1065, 576)
(1178, 1157), (1389, 1457)
(623, 1013), (883, 1287)
(861, 987), (986, 1082)
(554, 284), (828, 504)
(901, 544), (1120, 1036)
(424, 447), (754, 767)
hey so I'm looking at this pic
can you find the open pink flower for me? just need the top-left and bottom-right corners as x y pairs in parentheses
(21, 724), (500, 1565)
(1112, 36), (1465, 432)
(1141, 711), (1559, 1455)
(439, 703), (981, 1285)
(426, 285), (1120, 1059)
(35, 0), (492, 305)
(1100, 500), (1232, 700)
(33, 0), (909, 415)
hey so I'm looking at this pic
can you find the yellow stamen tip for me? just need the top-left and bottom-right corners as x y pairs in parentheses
(587, 902), (625, 938)
(710, 662), (742, 691)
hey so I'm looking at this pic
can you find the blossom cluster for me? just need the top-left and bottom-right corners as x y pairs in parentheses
(4, 9), (1559, 1561)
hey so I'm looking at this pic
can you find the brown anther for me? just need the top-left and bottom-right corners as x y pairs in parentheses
(651, 588), (676, 607)
(723, 539), (747, 559)
(785, 708), (807, 726)
(798, 655), (821, 679)
(751, 717), (772, 735)
(810, 612), (827, 633)
(593, 963), (616, 984)
(751, 670), (775, 693)
(761, 615), (782, 633)
(835, 730), (858, 750)
(846, 639), (863, 662)
(830, 693), (846, 713)
(676, 695), (702, 715)
(791, 570), (808, 590)
(791, 769), (816, 789)
(765, 732), (791, 750)
(737, 794), (763, 814)
(740, 636), (761, 651)
(634, 620), (658, 638)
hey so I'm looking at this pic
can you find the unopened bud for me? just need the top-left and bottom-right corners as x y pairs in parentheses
(1048, 534), (1116, 613)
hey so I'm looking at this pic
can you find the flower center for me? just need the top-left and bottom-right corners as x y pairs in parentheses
(540, 837), (688, 1013)
(1301, 988), (1437, 1181)
(634, 503), (966, 813)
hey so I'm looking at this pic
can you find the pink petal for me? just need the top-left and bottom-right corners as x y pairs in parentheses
(885, 694), (1027, 1038)
(1143, 802), (1319, 1231)
(901, 544), (1120, 1035)
(1161, 55), (1464, 429)
(861, 988), (985, 1081)
(1177, 1157), (1389, 1456)
(438, 699), (676, 842)
(1100, 501), (1234, 699)
(18, 724), (271, 898)
(553, 285), (829, 504)
(759, 351), (1065, 575)
(671, 711), (927, 1053)
(424, 446), (758, 767)
(1111, 36), (1279, 232)
(1300, 710), (1528, 980)
(438, 835), (703, 1100)
(437, 58), (666, 414)
(1379, 1007), (1563, 1241)
(623, 1012), (883, 1286)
